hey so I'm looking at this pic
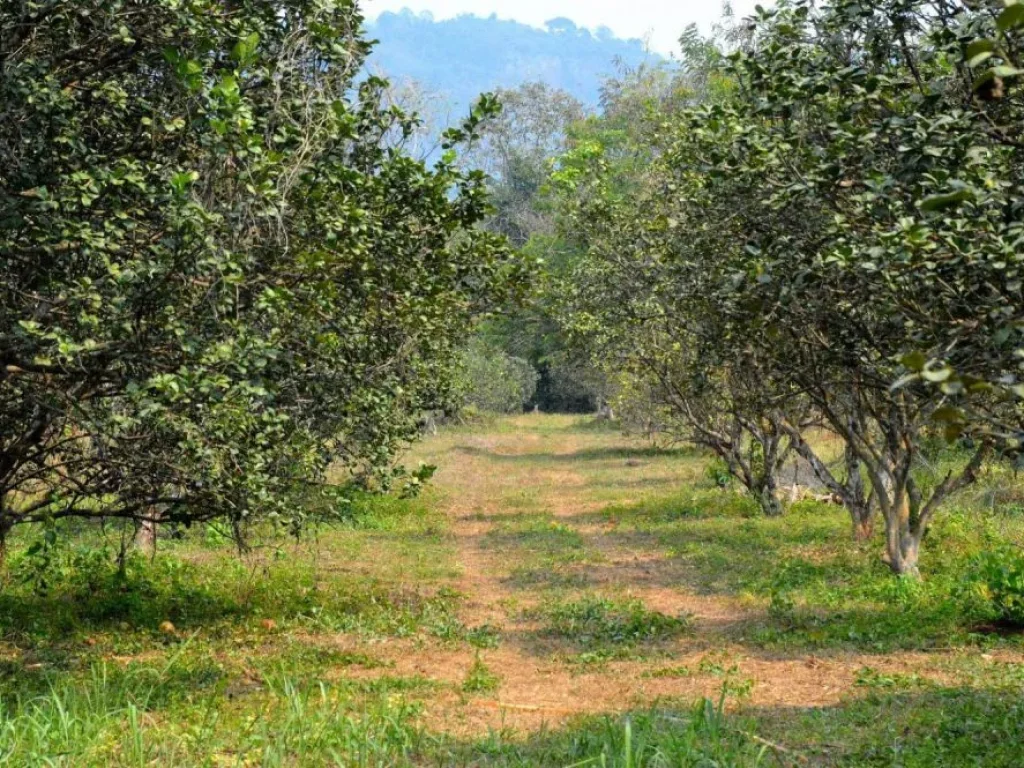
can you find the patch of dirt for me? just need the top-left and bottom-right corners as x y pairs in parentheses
(329, 416), (1024, 737)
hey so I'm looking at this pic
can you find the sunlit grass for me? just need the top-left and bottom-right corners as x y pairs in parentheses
(0, 416), (1022, 765)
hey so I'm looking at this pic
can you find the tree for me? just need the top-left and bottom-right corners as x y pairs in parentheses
(552, 131), (810, 518)
(0, 0), (522, 548)
(462, 83), (599, 414)
(458, 337), (538, 415)
(552, 0), (1022, 573)
(693, 0), (1010, 574)
(471, 83), (586, 247)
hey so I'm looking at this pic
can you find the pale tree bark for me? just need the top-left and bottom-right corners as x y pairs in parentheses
(835, 419), (989, 578)
(782, 424), (875, 540)
(135, 510), (161, 555)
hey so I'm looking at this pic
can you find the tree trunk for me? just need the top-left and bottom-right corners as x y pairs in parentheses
(884, 530), (923, 578)
(135, 514), (158, 555)
(0, 507), (13, 570)
(881, 496), (922, 578)
(0, 523), (9, 570)
(852, 511), (874, 541)
(756, 477), (784, 517)
(844, 444), (874, 540)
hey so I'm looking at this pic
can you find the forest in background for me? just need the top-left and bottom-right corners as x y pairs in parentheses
(366, 10), (658, 116)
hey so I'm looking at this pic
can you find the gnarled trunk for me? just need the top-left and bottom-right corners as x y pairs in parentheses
(882, 496), (923, 578)
(755, 478), (784, 517)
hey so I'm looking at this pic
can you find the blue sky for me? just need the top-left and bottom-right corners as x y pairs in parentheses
(364, 1), (763, 56)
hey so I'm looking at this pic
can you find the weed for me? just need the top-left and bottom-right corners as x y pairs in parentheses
(534, 595), (689, 648)
(462, 654), (501, 694)
(966, 549), (1024, 627)
(466, 624), (502, 649)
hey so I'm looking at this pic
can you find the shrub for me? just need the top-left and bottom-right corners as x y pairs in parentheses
(458, 338), (539, 414)
(970, 550), (1024, 627)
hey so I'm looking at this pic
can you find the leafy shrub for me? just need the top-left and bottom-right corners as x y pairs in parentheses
(969, 550), (1024, 626)
(704, 459), (733, 489)
(458, 338), (539, 414)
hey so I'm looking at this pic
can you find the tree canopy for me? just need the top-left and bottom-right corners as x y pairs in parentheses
(0, 0), (523, 543)
(550, 0), (1024, 576)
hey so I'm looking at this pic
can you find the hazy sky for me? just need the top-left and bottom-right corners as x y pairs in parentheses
(364, 1), (762, 56)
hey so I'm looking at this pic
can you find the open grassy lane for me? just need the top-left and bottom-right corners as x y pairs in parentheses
(409, 416), (1024, 742)
(1, 415), (1023, 765)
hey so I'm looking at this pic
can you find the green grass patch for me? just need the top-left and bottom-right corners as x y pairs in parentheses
(532, 595), (690, 649)
(462, 654), (502, 694)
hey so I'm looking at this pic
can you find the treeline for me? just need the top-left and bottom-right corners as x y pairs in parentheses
(482, 0), (1024, 577)
(367, 11), (656, 115)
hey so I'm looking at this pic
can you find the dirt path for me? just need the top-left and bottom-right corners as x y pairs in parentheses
(350, 416), (1011, 736)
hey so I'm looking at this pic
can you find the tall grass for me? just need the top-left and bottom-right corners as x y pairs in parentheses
(0, 660), (432, 766)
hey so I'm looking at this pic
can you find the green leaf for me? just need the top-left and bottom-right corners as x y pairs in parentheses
(932, 406), (964, 424)
(992, 64), (1024, 77)
(967, 40), (995, 68)
(998, 3), (1024, 32)
(974, 65), (1024, 91)
(170, 171), (198, 193)
(232, 32), (260, 65)
(900, 351), (928, 372)
(969, 51), (994, 68)
(920, 189), (975, 211)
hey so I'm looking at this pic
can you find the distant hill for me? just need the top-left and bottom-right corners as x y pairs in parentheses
(365, 10), (660, 116)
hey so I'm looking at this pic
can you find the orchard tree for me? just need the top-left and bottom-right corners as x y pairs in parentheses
(652, 0), (1018, 574)
(0, 0), (522, 549)
(472, 82), (586, 247)
(553, 0), (1024, 574)
(552, 133), (810, 517)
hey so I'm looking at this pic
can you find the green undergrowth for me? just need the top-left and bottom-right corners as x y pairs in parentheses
(0, 657), (770, 767)
(596, 485), (1024, 653)
(2, 416), (1024, 765)
(526, 594), (690, 664)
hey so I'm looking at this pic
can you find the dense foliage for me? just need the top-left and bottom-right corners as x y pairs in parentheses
(457, 337), (538, 416)
(456, 82), (606, 414)
(553, 0), (1024, 576)
(0, 0), (521, 542)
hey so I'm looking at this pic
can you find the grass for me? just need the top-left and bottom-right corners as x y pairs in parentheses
(0, 414), (1023, 765)
(764, 680), (1024, 767)
(0, 660), (436, 766)
(457, 699), (769, 767)
(462, 654), (502, 693)
(533, 594), (690, 648)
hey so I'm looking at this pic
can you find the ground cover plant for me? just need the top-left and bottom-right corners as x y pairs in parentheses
(0, 415), (1018, 765)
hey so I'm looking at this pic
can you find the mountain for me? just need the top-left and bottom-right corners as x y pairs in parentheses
(365, 10), (660, 116)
